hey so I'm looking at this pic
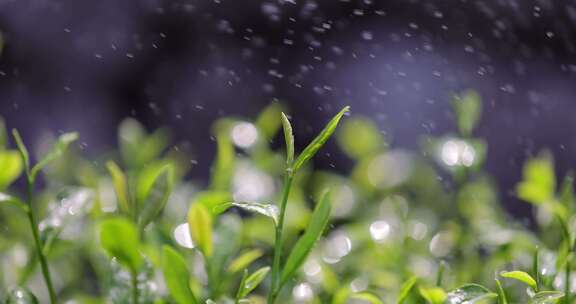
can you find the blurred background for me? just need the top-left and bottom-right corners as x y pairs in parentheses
(1, 0), (576, 217)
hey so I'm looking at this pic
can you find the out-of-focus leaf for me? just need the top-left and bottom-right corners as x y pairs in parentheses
(281, 112), (294, 166)
(188, 203), (213, 257)
(137, 164), (174, 229)
(337, 116), (384, 159)
(529, 291), (564, 304)
(560, 173), (574, 209)
(500, 271), (537, 290)
(193, 191), (231, 215)
(119, 118), (169, 168)
(0, 192), (27, 211)
(106, 161), (131, 215)
(419, 287), (447, 304)
(446, 284), (497, 303)
(517, 154), (556, 205)
(293, 106), (350, 171)
(99, 217), (142, 271)
(397, 276), (418, 304)
(0, 117), (7, 149)
(0, 150), (22, 189)
(255, 102), (284, 140)
(452, 90), (482, 136)
(6, 286), (39, 304)
(31, 132), (79, 179)
(228, 249), (263, 273)
(350, 291), (383, 304)
(280, 191), (331, 287)
(211, 122), (235, 190)
(237, 266), (270, 299)
(217, 202), (278, 225)
(161, 246), (198, 304)
(495, 279), (508, 304)
(12, 129), (30, 174)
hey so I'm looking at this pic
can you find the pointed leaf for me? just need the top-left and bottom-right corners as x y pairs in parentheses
(495, 279), (508, 304)
(99, 217), (142, 271)
(188, 203), (213, 257)
(161, 246), (198, 304)
(12, 129), (30, 174)
(138, 164), (174, 229)
(452, 90), (482, 136)
(31, 132), (79, 179)
(446, 284), (497, 304)
(397, 276), (418, 304)
(211, 122), (235, 191)
(280, 191), (331, 287)
(516, 154), (555, 205)
(228, 249), (264, 273)
(500, 271), (537, 290)
(281, 113), (294, 166)
(529, 291), (564, 304)
(0, 192), (27, 212)
(220, 201), (278, 225)
(106, 161), (131, 214)
(293, 106), (350, 171)
(238, 266), (270, 298)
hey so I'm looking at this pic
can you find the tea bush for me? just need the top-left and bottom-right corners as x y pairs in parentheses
(0, 92), (573, 303)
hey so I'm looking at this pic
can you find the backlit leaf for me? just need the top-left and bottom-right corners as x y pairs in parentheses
(161, 246), (198, 304)
(500, 271), (537, 290)
(188, 203), (213, 257)
(99, 217), (142, 271)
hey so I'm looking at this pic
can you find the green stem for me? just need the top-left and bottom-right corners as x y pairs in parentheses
(566, 258), (571, 304)
(25, 178), (57, 304)
(131, 268), (139, 304)
(268, 171), (294, 304)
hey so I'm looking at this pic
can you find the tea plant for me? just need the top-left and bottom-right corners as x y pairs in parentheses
(0, 94), (575, 304)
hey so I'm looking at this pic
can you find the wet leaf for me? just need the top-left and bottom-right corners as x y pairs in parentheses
(293, 106), (350, 171)
(188, 203), (213, 257)
(280, 191), (331, 287)
(0, 192), (27, 212)
(99, 217), (142, 271)
(529, 291), (564, 304)
(218, 201), (278, 225)
(161, 246), (198, 304)
(446, 284), (497, 304)
(500, 271), (537, 290)
(238, 266), (270, 299)
(6, 287), (39, 304)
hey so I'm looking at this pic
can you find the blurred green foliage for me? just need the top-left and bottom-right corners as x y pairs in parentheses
(0, 91), (574, 304)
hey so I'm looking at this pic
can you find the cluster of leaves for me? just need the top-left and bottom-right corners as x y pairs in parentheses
(0, 92), (575, 304)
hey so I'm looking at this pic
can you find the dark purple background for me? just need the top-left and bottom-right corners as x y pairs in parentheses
(2, 0), (576, 217)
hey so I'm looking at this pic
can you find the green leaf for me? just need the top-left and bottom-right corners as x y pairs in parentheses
(0, 192), (28, 212)
(228, 249), (263, 273)
(99, 217), (142, 271)
(6, 286), (39, 304)
(452, 90), (482, 136)
(188, 203), (213, 257)
(397, 276), (418, 304)
(106, 161), (131, 215)
(12, 129), (30, 174)
(517, 154), (556, 205)
(255, 102), (284, 140)
(336, 116), (384, 159)
(31, 132), (79, 179)
(500, 271), (537, 290)
(419, 287), (447, 304)
(495, 279), (508, 304)
(161, 246), (198, 304)
(191, 191), (231, 215)
(292, 106), (350, 171)
(217, 202), (278, 225)
(0, 150), (23, 189)
(529, 291), (564, 304)
(137, 164), (175, 229)
(238, 266), (270, 299)
(350, 291), (383, 304)
(281, 112), (294, 166)
(211, 123), (235, 190)
(279, 191), (331, 287)
(446, 284), (497, 304)
(560, 173), (575, 209)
